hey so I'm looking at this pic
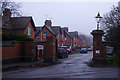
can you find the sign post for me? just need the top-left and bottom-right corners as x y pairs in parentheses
(37, 45), (44, 60)
(37, 45), (44, 50)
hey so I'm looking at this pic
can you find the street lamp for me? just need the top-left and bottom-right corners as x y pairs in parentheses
(95, 12), (102, 30)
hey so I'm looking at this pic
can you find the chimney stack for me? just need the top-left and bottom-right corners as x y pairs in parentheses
(64, 27), (68, 32)
(45, 20), (52, 26)
(3, 8), (11, 18)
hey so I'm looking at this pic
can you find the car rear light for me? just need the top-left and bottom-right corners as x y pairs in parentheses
(60, 51), (62, 53)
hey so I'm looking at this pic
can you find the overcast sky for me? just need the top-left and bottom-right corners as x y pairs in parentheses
(20, 1), (119, 35)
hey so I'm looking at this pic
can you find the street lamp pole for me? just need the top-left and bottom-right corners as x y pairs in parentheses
(97, 21), (99, 30)
(95, 12), (102, 30)
(91, 12), (105, 63)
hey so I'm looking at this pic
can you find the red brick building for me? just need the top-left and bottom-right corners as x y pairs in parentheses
(51, 26), (62, 47)
(34, 26), (42, 41)
(61, 27), (72, 47)
(41, 20), (56, 42)
(2, 8), (37, 63)
(37, 20), (67, 48)
(2, 8), (36, 39)
(78, 35), (90, 48)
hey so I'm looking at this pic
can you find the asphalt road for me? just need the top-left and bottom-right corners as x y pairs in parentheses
(2, 51), (119, 78)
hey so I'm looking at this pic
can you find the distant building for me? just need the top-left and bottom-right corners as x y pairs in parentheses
(69, 31), (79, 48)
(78, 34), (90, 47)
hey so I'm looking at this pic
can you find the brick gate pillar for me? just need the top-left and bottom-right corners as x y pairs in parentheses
(44, 36), (57, 63)
(24, 41), (33, 61)
(91, 30), (105, 61)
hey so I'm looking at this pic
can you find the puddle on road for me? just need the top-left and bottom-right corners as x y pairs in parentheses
(83, 61), (90, 65)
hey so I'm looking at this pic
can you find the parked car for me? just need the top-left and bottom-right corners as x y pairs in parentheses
(60, 46), (69, 54)
(67, 46), (72, 53)
(87, 48), (92, 51)
(80, 48), (88, 53)
(56, 48), (68, 58)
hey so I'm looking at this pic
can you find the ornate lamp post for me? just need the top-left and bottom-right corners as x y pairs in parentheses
(95, 12), (102, 30)
(91, 12), (105, 64)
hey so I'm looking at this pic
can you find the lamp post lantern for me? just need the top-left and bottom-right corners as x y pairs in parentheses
(95, 12), (102, 30)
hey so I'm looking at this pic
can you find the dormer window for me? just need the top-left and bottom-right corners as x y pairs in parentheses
(28, 27), (31, 35)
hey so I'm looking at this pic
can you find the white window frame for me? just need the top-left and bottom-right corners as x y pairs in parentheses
(37, 36), (40, 41)
(62, 34), (63, 39)
(62, 43), (63, 46)
(65, 37), (67, 41)
(58, 34), (59, 39)
(28, 27), (31, 35)
(58, 43), (60, 47)
(43, 32), (47, 38)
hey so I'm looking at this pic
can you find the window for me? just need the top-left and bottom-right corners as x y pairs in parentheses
(58, 34), (59, 39)
(37, 36), (40, 41)
(62, 43), (63, 46)
(62, 34), (63, 39)
(65, 37), (67, 41)
(58, 44), (60, 47)
(43, 32), (47, 38)
(28, 27), (31, 35)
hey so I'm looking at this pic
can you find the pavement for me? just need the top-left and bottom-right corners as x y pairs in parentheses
(2, 58), (61, 72)
(2, 51), (119, 78)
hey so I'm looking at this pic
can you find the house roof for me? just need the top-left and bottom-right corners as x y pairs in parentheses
(61, 27), (72, 38)
(69, 32), (78, 38)
(2, 16), (36, 31)
(51, 26), (61, 35)
(35, 26), (42, 37)
(65, 31), (72, 38)
(2, 16), (12, 30)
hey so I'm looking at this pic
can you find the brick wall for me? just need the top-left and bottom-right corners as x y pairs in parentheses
(24, 41), (33, 57)
(2, 41), (33, 63)
(44, 36), (56, 57)
(56, 32), (62, 47)
(44, 36), (57, 63)
(65, 34), (71, 46)
(62, 32), (65, 46)
(2, 42), (22, 58)
(42, 27), (53, 42)
(59, 32), (62, 46)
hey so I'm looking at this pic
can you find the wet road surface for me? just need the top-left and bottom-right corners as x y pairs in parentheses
(2, 51), (119, 78)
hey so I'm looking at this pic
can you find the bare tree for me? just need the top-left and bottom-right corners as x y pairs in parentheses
(101, 1), (120, 42)
(1, 0), (22, 17)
